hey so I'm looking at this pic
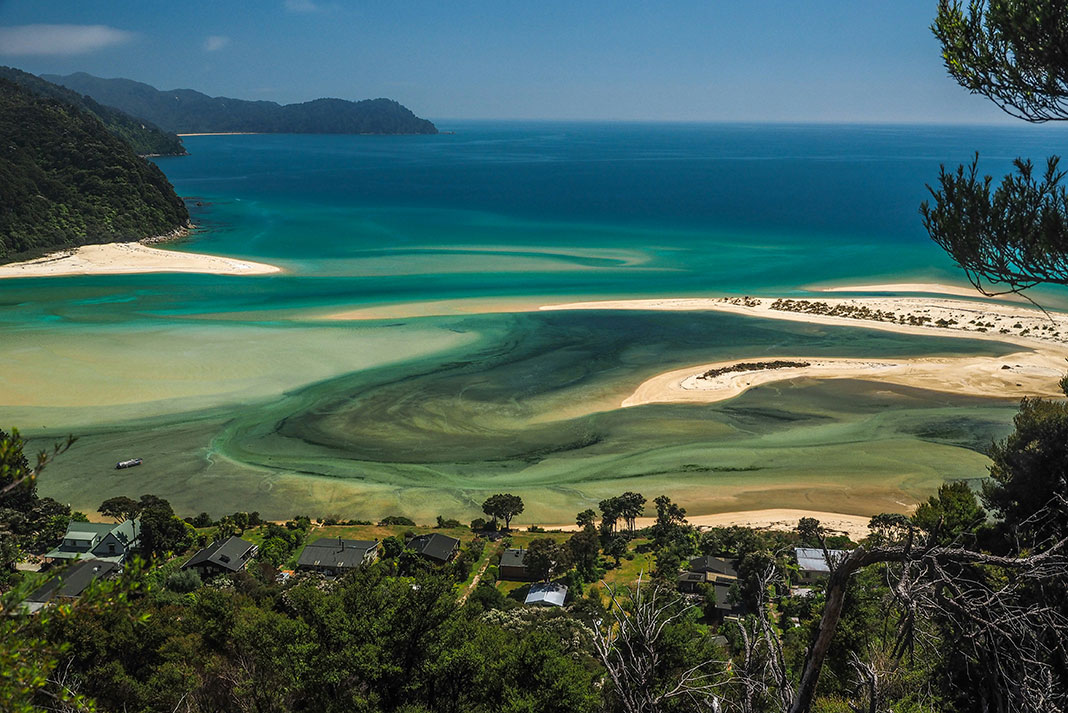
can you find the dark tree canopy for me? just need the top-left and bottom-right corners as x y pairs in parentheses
(926, 1), (1068, 293)
(934, 0), (1068, 122)
(985, 397), (1068, 543)
(922, 155), (1068, 294)
(0, 77), (189, 262)
(481, 493), (524, 530)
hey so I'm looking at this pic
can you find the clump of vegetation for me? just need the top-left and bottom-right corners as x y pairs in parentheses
(698, 360), (812, 380)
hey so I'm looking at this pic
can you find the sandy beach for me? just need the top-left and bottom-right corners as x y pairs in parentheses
(541, 294), (1068, 405)
(621, 351), (1065, 407)
(543, 508), (874, 541)
(0, 242), (281, 279)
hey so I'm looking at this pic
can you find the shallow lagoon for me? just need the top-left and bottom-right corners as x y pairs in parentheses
(5, 122), (1067, 520)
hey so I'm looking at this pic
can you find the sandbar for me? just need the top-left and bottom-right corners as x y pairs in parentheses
(621, 352), (1065, 407)
(541, 295), (1068, 405)
(807, 282), (1002, 299)
(0, 242), (281, 279)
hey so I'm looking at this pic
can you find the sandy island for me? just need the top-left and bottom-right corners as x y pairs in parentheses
(0, 242), (281, 279)
(540, 295), (1068, 406)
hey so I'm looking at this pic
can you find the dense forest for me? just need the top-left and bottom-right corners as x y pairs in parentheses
(0, 67), (186, 157)
(44, 72), (439, 135)
(0, 78), (189, 262)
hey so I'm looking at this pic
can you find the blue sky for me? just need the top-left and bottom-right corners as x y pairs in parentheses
(0, 0), (1018, 123)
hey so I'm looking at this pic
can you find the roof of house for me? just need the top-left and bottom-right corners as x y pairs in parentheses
(795, 547), (849, 573)
(711, 581), (733, 609)
(678, 571), (712, 585)
(64, 522), (116, 540)
(689, 555), (737, 577)
(297, 538), (377, 570)
(500, 548), (527, 569)
(408, 533), (460, 562)
(182, 536), (257, 572)
(106, 519), (140, 546)
(45, 519), (140, 561)
(525, 582), (568, 607)
(26, 559), (119, 604)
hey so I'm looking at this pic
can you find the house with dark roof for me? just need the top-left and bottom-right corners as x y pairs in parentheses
(407, 533), (460, 564)
(499, 547), (531, 581)
(525, 582), (568, 607)
(296, 537), (378, 576)
(44, 519), (140, 564)
(688, 555), (737, 577)
(23, 559), (118, 614)
(182, 536), (258, 578)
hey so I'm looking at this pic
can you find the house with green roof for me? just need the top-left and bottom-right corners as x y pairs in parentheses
(44, 519), (141, 564)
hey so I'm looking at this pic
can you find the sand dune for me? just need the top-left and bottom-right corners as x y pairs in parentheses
(0, 242), (281, 279)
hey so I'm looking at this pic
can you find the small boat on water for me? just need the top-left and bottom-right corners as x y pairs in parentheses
(115, 458), (143, 470)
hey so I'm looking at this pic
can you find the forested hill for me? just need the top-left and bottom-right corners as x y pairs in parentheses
(0, 78), (189, 263)
(43, 72), (439, 135)
(0, 67), (185, 157)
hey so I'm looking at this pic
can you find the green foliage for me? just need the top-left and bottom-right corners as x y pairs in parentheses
(379, 515), (417, 526)
(98, 495), (140, 522)
(921, 154), (1068, 293)
(933, 0), (1068, 122)
(985, 397), (1068, 542)
(598, 491), (646, 534)
(912, 480), (985, 542)
(138, 495), (192, 559)
(525, 537), (570, 582)
(650, 494), (689, 549)
(481, 493), (524, 530)
(44, 71), (439, 135)
(0, 78), (189, 262)
(567, 526), (601, 581)
(435, 515), (462, 528)
(0, 66), (185, 155)
(257, 519), (311, 567)
(29, 566), (598, 712)
(165, 568), (201, 593)
(575, 508), (596, 528)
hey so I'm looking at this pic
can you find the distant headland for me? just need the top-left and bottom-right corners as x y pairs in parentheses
(43, 72), (438, 135)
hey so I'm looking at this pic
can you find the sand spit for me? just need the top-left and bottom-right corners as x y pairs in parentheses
(541, 295), (1068, 405)
(621, 352), (1065, 407)
(542, 295), (1068, 349)
(0, 242), (281, 279)
(544, 508), (874, 541)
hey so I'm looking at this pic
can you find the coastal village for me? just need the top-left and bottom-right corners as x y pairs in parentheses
(15, 492), (850, 627)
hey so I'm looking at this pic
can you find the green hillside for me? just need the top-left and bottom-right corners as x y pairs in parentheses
(43, 72), (439, 135)
(0, 78), (190, 263)
(0, 66), (185, 157)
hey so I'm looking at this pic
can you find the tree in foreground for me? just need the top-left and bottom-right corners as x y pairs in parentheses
(924, 1), (1068, 294)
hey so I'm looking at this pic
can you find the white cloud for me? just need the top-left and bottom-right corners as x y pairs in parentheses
(284, 0), (320, 12)
(0, 24), (135, 56)
(203, 35), (230, 52)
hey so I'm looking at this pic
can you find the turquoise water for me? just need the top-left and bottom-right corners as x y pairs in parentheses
(4, 121), (1068, 520)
